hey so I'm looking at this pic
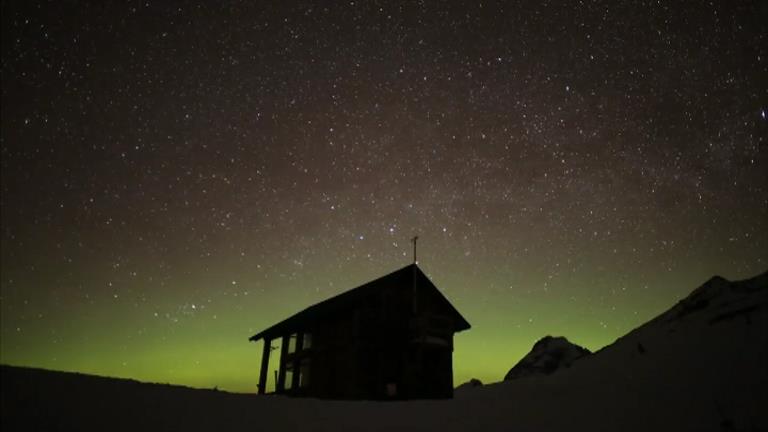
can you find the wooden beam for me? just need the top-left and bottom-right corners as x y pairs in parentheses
(257, 337), (271, 394)
(277, 334), (288, 392)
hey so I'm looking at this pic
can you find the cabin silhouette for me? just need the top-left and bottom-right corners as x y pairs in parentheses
(249, 264), (471, 399)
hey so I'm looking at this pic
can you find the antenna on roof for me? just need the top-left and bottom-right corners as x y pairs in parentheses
(411, 235), (419, 314)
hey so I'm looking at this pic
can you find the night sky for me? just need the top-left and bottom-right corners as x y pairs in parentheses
(1, 1), (766, 393)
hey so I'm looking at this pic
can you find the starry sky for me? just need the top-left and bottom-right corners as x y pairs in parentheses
(1, 1), (766, 393)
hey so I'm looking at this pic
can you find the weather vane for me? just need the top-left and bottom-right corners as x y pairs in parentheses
(411, 235), (419, 264)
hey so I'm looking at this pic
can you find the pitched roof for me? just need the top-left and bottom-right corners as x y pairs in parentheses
(249, 264), (470, 342)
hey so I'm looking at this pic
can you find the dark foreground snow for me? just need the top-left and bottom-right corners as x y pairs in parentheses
(2, 271), (766, 432)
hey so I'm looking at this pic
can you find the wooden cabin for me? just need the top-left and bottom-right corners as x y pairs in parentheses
(249, 264), (471, 399)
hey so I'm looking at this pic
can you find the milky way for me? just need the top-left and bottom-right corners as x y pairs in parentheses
(1, 1), (766, 391)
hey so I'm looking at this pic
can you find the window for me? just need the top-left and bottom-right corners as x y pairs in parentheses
(284, 363), (294, 391)
(299, 359), (310, 388)
(302, 333), (312, 350)
(287, 333), (297, 354)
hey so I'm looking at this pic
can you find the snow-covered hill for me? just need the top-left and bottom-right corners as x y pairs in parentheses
(2, 271), (766, 431)
(470, 271), (768, 430)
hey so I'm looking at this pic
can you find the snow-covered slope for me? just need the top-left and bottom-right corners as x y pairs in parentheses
(2, 271), (766, 432)
(454, 378), (483, 393)
(503, 335), (591, 380)
(471, 270), (768, 430)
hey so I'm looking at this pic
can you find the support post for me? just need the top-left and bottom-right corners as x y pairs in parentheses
(291, 333), (304, 391)
(277, 335), (288, 392)
(257, 337), (271, 394)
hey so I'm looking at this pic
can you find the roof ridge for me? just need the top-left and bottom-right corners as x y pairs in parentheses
(249, 264), (423, 341)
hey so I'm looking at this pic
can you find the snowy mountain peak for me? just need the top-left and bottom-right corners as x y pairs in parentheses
(659, 271), (768, 324)
(503, 335), (591, 381)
